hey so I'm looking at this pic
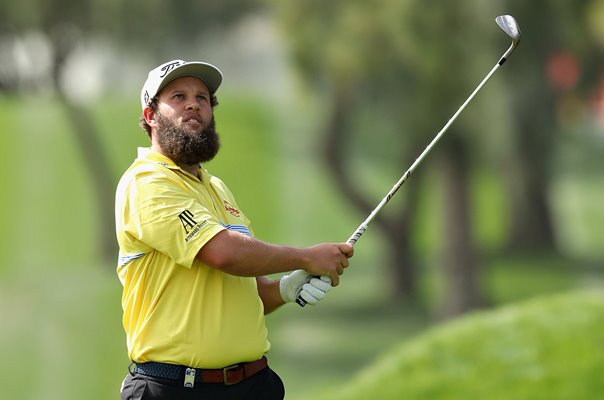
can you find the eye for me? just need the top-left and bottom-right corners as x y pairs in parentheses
(196, 95), (208, 102)
(173, 93), (184, 100)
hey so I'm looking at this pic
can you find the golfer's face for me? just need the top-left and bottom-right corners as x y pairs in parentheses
(157, 76), (213, 134)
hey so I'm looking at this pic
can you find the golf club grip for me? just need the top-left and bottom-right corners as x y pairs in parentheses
(296, 229), (364, 307)
(347, 223), (369, 245)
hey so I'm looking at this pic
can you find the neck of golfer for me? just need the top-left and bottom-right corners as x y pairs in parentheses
(151, 141), (201, 179)
(178, 162), (201, 179)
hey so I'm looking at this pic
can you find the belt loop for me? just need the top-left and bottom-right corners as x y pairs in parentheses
(128, 362), (135, 376)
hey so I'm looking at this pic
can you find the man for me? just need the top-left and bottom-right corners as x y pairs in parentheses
(116, 59), (354, 400)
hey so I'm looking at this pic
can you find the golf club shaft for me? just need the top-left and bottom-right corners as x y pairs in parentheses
(296, 12), (521, 307)
(347, 57), (506, 246)
(296, 50), (511, 308)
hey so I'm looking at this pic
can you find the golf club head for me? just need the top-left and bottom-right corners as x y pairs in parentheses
(496, 15), (521, 45)
(495, 15), (521, 64)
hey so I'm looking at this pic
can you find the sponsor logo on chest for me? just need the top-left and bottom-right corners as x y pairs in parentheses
(223, 201), (240, 217)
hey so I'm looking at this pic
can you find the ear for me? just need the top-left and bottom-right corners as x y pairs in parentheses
(143, 106), (159, 128)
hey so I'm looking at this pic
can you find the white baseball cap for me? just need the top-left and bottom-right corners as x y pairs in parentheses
(140, 59), (223, 110)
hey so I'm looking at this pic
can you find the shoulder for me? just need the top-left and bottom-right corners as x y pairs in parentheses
(199, 168), (232, 193)
(117, 160), (183, 201)
(122, 159), (179, 183)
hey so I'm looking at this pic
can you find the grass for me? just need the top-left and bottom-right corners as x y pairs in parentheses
(0, 256), (597, 400)
(313, 289), (604, 400)
(1, 93), (603, 400)
(266, 249), (600, 400)
(0, 265), (127, 399)
(0, 98), (22, 271)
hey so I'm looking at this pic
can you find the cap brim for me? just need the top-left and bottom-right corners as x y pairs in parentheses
(157, 62), (223, 95)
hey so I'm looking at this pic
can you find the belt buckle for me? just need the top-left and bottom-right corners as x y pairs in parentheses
(222, 364), (241, 385)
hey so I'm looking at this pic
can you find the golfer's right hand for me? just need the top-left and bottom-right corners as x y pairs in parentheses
(303, 243), (353, 286)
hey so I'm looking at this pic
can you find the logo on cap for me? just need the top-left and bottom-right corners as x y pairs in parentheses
(142, 59), (222, 110)
(160, 61), (184, 78)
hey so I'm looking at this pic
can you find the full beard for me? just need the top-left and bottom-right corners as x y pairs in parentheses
(155, 113), (220, 166)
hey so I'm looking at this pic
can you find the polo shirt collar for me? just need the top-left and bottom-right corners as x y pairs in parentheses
(137, 147), (205, 180)
(137, 147), (180, 170)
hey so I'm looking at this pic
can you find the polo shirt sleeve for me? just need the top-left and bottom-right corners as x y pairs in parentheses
(125, 168), (225, 268)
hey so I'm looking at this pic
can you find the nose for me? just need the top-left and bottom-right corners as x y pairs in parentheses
(185, 100), (200, 110)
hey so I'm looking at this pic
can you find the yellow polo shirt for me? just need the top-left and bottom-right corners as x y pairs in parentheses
(115, 148), (270, 368)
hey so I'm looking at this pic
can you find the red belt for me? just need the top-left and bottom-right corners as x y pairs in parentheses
(134, 356), (268, 386)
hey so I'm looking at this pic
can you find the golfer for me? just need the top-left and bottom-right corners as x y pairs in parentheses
(116, 59), (354, 400)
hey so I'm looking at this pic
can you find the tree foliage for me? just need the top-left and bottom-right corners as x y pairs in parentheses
(0, 0), (264, 262)
(269, 0), (507, 313)
(268, 0), (604, 314)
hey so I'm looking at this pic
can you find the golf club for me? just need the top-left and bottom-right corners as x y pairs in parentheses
(297, 15), (521, 307)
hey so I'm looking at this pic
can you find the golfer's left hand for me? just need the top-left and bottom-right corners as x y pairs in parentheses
(280, 270), (332, 306)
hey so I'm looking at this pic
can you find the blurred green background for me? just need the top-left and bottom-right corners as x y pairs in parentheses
(1, 1), (603, 399)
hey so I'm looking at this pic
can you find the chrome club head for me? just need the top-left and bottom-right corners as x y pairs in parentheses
(495, 15), (521, 64)
(496, 15), (521, 45)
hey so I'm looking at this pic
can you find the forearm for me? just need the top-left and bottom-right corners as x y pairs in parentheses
(196, 230), (310, 277)
(196, 229), (353, 285)
(256, 276), (285, 314)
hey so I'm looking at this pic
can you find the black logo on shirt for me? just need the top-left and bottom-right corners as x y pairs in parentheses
(178, 210), (198, 234)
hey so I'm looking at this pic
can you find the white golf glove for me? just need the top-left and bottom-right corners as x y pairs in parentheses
(279, 270), (333, 306)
